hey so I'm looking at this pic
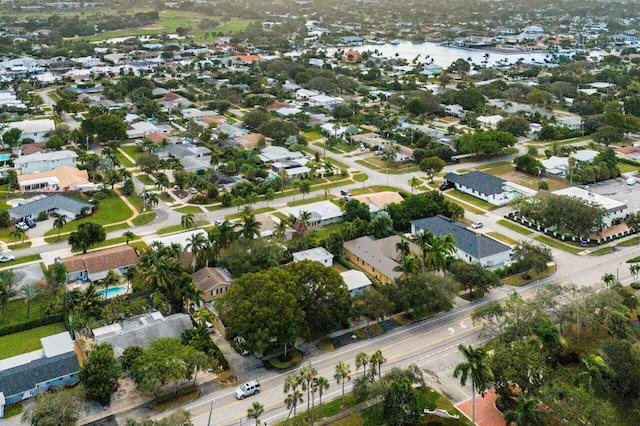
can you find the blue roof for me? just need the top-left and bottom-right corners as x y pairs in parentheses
(411, 215), (511, 259)
(0, 352), (79, 398)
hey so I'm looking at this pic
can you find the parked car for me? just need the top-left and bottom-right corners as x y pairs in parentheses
(439, 181), (454, 191)
(340, 189), (351, 197)
(374, 150), (384, 156)
(471, 222), (483, 229)
(214, 220), (225, 226)
(235, 380), (260, 399)
(189, 187), (198, 194)
(0, 255), (15, 263)
(25, 218), (36, 228)
(16, 222), (29, 231)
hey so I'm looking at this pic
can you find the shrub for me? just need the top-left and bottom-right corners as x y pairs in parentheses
(538, 180), (549, 190)
(37, 211), (49, 221)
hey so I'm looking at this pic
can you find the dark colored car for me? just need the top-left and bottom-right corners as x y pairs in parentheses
(439, 181), (454, 191)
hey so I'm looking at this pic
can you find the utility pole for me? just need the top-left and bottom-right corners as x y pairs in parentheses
(207, 400), (215, 426)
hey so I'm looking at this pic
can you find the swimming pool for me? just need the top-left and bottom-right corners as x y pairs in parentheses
(6, 198), (25, 208)
(0, 154), (11, 162)
(98, 286), (127, 299)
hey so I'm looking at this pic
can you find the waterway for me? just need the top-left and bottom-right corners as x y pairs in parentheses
(340, 41), (558, 68)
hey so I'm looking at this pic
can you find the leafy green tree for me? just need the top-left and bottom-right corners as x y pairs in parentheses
(449, 261), (500, 297)
(504, 394), (545, 426)
(23, 389), (80, 426)
(20, 282), (41, 318)
(350, 288), (395, 326)
(68, 221), (106, 253)
(243, 110), (270, 130)
(456, 130), (516, 157)
(121, 346), (144, 371)
(574, 354), (612, 394)
(497, 115), (531, 137)
(511, 241), (553, 279)
(0, 210), (10, 228)
(181, 325), (228, 370)
(513, 154), (543, 175)
(419, 157), (445, 182)
(382, 376), (420, 426)
(343, 199), (370, 222)
(81, 113), (127, 142)
(3, 127), (23, 147)
(453, 345), (494, 426)
(79, 343), (121, 405)
(453, 87), (485, 110)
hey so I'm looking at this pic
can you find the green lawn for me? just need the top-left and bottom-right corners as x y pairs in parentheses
(353, 173), (369, 182)
(115, 151), (135, 168)
(448, 189), (497, 211)
(0, 254), (41, 268)
(303, 130), (323, 140)
(534, 235), (583, 254)
(497, 219), (534, 235)
(137, 174), (155, 186)
(0, 323), (67, 360)
(175, 206), (205, 214)
(225, 207), (275, 220)
(618, 162), (640, 173)
(44, 195), (133, 236)
(443, 195), (484, 214)
(288, 195), (335, 207)
(617, 236), (640, 247)
(132, 212), (156, 226)
(487, 231), (518, 246)
(157, 224), (190, 235)
(120, 145), (145, 161)
(588, 246), (613, 256)
(350, 185), (399, 196)
(0, 290), (53, 328)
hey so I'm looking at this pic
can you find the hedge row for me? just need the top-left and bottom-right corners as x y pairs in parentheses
(0, 313), (65, 337)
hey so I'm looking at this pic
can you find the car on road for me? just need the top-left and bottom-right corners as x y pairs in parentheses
(188, 187), (198, 194)
(340, 189), (351, 197)
(16, 222), (29, 231)
(214, 220), (226, 226)
(0, 255), (15, 263)
(235, 380), (260, 399)
(471, 222), (483, 229)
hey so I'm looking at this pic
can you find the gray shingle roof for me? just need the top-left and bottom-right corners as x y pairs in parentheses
(411, 215), (511, 259)
(8, 194), (91, 220)
(0, 352), (79, 398)
(445, 171), (506, 196)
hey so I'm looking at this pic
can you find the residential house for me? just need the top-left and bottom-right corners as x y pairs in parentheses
(156, 92), (192, 111)
(477, 115), (504, 129)
(92, 312), (193, 358)
(552, 187), (628, 227)
(233, 133), (264, 150)
(126, 121), (162, 139)
(420, 63), (444, 76)
(193, 267), (233, 303)
(343, 235), (418, 284)
(0, 332), (80, 418)
(410, 215), (513, 269)
(259, 146), (305, 163)
(232, 55), (264, 65)
(351, 132), (388, 148)
(341, 49), (363, 63)
(161, 144), (211, 160)
(17, 166), (95, 192)
(340, 270), (372, 297)
(8, 194), (92, 222)
(541, 149), (599, 176)
(309, 94), (344, 109)
(61, 245), (139, 282)
(295, 89), (320, 101)
(181, 108), (218, 120)
(444, 171), (536, 206)
(13, 150), (78, 174)
(352, 191), (404, 213)
(2, 119), (55, 143)
(286, 201), (343, 227)
(275, 107), (304, 117)
(210, 171), (239, 191)
(444, 104), (465, 118)
(292, 247), (334, 266)
(217, 123), (249, 139)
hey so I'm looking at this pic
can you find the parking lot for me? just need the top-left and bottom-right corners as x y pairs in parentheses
(589, 178), (640, 213)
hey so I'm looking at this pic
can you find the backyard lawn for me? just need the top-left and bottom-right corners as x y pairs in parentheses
(0, 323), (67, 360)
(0, 294), (55, 328)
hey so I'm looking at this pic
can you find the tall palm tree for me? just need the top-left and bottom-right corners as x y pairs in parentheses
(300, 363), (318, 418)
(334, 362), (351, 405)
(370, 350), (387, 380)
(123, 231), (135, 245)
(181, 212), (195, 230)
(393, 255), (418, 279)
(274, 219), (289, 242)
(241, 214), (261, 240)
(141, 190), (158, 216)
(212, 221), (236, 249)
(20, 283), (41, 318)
(414, 230), (434, 272)
(102, 269), (119, 299)
(574, 354), (612, 394)
(453, 345), (494, 426)
(246, 401), (264, 426)
(53, 215), (67, 241)
(10, 227), (26, 245)
(186, 232), (207, 272)
(355, 352), (370, 378)
(504, 393), (545, 426)
(426, 235), (456, 273)
(284, 373), (305, 417)
(313, 376), (330, 414)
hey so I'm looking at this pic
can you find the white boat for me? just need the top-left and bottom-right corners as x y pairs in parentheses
(390, 39), (401, 45)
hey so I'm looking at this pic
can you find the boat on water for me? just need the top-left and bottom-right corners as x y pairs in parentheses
(390, 39), (401, 45)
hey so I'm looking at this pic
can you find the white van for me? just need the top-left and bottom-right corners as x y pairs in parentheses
(235, 380), (261, 399)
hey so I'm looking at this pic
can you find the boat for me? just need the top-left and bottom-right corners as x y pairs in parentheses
(390, 39), (401, 45)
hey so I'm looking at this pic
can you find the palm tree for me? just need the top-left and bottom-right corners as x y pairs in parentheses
(186, 232), (207, 272)
(274, 219), (289, 242)
(574, 354), (612, 394)
(155, 173), (170, 192)
(313, 376), (330, 415)
(602, 272), (616, 287)
(20, 283), (41, 318)
(300, 363), (318, 418)
(241, 214), (261, 240)
(334, 362), (351, 406)
(246, 401), (264, 426)
(393, 255), (418, 279)
(213, 221), (236, 249)
(355, 352), (370, 378)
(395, 239), (410, 258)
(141, 190), (158, 216)
(53, 215), (67, 241)
(102, 269), (119, 299)
(453, 345), (494, 426)
(370, 350), (387, 380)
(299, 180), (311, 199)
(284, 373), (304, 417)
(10, 227), (26, 245)
(409, 176), (420, 193)
(414, 230), (434, 272)
(181, 212), (195, 230)
(426, 235), (456, 273)
(123, 231), (135, 245)
(504, 394), (545, 426)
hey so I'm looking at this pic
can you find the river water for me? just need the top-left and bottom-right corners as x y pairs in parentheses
(342, 41), (557, 68)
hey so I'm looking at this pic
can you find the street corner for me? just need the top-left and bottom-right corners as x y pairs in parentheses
(455, 389), (506, 426)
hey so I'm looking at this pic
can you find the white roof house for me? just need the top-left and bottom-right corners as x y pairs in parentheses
(292, 247), (334, 266)
(126, 121), (161, 139)
(296, 89), (320, 100)
(259, 146), (305, 163)
(286, 201), (343, 227)
(477, 115), (503, 129)
(309, 94), (344, 109)
(340, 270), (372, 296)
